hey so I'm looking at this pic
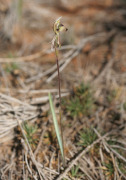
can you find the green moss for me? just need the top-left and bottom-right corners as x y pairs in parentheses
(23, 122), (38, 147)
(78, 128), (97, 147)
(70, 165), (82, 178)
(118, 160), (126, 175)
(63, 83), (94, 118)
(103, 161), (114, 177)
(4, 63), (19, 73)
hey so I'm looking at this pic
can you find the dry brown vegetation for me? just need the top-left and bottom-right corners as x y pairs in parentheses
(0, 0), (126, 179)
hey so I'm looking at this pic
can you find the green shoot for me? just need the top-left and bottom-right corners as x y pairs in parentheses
(63, 83), (94, 118)
(103, 161), (114, 177)
(78, 128), (97, 147)
(17, 0), (23, 20)
(49, 93), (64, 164)
(118, 160), (126, 175)
(23, 122), (38, 148)
(50, 17), (68, 166)
(70, 165), (82, 178)
(4, 62), (19, 73)
(123, 102), (126, 111)
(107, 89), (117, 103)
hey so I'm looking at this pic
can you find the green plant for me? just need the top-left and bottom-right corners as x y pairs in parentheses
(4, 62), (19, 73)
(64, 83), (94, 117)
(17, 0), (23, 20)
(7, 52), (15, 58)
(123, 102), (126, 111)
(103, 161), (114, 177)
(70, 165), (82, 178)
(49, 93), (64, 163)
(107, 89), (117, 103)
(107, 138), (118, 146)
(5, 51), (19, 73)
(49, 17), (68, 166)
(118, 160), (126, 175)
(23, 122), (38, 147)
(78, 128), (97, 147)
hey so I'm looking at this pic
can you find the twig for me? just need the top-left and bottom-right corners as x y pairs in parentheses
(22, 149), (25, 180)
(47, 33), (105, 83)
(55, 133), (109, 180)
(25, 48), (74, 83)
(0, 65), (10, 95)
(31, 92), (69, 105)
(93, 128), (110, 153)
(111, 152), (120, 179)
(49, 151), (55, 180)
(26, 32), (111, 84)
(15, 114), (45, 180)
(109, 147), (126, 163)
(79, 159), (94, 180)
(93, 34), (118, 84)
(115, 157), (126, 179)
(22, 139), (34, 178)
(94, 157), (105, 180)
(34, 127), (47, 157)
(0, 92), (33, 107)
(47, 49), (79, 83)
(83, 156), (98, 178)
(18, 88), (68, 94)
(0, 45), (75, 63)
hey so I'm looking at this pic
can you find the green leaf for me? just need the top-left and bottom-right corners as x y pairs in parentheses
(49, 93), (64, 161)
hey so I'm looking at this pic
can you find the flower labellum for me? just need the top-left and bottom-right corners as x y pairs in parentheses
(51, 17), (68, 50)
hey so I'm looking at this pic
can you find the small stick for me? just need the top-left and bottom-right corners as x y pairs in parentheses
(56, 133), (110, 180)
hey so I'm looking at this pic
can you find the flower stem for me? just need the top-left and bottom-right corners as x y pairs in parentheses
(54, 46), (65, 166)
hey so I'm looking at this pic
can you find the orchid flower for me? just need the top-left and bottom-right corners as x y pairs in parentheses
(51, 17), (68, 50)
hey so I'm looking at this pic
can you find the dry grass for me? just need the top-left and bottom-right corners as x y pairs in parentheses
(0, 0), (126, 179)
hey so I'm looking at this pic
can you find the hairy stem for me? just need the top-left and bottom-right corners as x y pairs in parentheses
(55, 47), (61, 105)
(55, 47), (65, 166)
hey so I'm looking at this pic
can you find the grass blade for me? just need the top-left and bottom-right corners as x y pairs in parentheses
(48, 93), (64, 161)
